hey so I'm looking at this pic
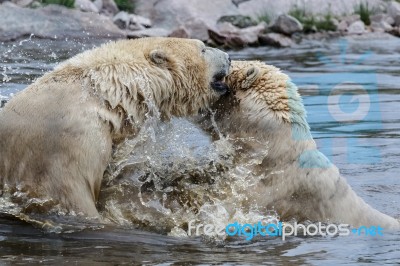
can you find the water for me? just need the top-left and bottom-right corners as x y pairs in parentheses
(1, 36), (400, 264)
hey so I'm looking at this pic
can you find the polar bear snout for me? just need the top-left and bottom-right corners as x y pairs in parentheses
(211, 71), (230, 95)
(205, 48), (231, 95)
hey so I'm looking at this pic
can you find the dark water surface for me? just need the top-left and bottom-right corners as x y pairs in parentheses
(1, 36), (400, 265)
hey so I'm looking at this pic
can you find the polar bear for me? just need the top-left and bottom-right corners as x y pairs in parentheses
(197, 60), (399, 229)
(0, 37), (230, 218)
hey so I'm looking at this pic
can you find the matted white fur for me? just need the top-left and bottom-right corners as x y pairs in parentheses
(200, 60), (399, 229)
(0, 37), (230, 217)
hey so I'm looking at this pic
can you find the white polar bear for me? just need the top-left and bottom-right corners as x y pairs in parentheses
(0, 37), (230, 218)
(196, 60), (400, 229)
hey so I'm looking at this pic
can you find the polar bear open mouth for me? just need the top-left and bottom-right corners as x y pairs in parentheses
(210, 72), (229, 95)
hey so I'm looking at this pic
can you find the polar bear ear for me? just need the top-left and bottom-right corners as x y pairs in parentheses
(241, 66), (260, 90)
(149, 50), (168, 66)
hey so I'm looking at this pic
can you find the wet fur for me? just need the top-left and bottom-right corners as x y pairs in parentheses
(197, 60), (400, 229)
(0, 37), (229, 217)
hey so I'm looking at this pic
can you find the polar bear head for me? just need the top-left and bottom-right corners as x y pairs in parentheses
(61, 37), (231, 121)
(212, 60), (309, 135)
(141, 37), (231, 116)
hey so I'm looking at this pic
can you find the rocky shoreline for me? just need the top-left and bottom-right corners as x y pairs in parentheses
(0, 0), (400, 48)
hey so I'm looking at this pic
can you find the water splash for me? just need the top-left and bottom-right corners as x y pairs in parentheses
(1, 34), (35, 87)
(0, 36), (279, 239)
(0, 183), (105, 233)
(18, 33), (34, 46)
(99, 108), (277, 241)
(1, 67), (11, 83)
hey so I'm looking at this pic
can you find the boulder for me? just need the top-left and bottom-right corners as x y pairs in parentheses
(232, 0), (250, 7)
(74, 0), (99, 13)
(330, 18), (340, 29)
(134, 0), (239, 41)
(209, 22), (266, 48)
(113, 10), (130, 29)
(217, 15), (257, 28)
(341, 14), (361, 25)
(93, 0), (102, 10)
(11, 0), (33, 7)
(127, 28), (170, 38)
(238, 0), (384, 18)
(347, 21), (365, 35)
(0, 2), (125, 41)
(370, 14), (395, 25)
(95, 0), (119, 16)
(392, 26), (400, 37)
(113, 11), (152, 30)
(130, 14), (152, 29)
(258, 32), (294, 47)
(388, 1), (400, 26)
(270, 14), (303, 36)
(30, 1), (42, 8)
(370, 21), (393, 33)
(337, 14), (361, 32)
(337, 20), (348, 32)
(168, 26), (190, 38)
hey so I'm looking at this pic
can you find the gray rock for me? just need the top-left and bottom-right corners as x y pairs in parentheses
(168, 26), (190, 38)
(337, 20), (348, 32)
(347, 21), (365, 35)
(217, 15), (257, 28)
(370, 14), (395, 26)
(370, 21), (392, 33)
(330, 18), (340, 28)
(130, 14), (151, 29)
(209, 21), (266, 48)
(114, 11), (153, 31)
(388, 1), (400, 26)
(0, 2), (125, 41)
(113, 11), (130, 29)
(11, 0), (33, 7)
(101, 0), (119, 16)
(238, 0), (383, 18)
(392, 26), (400, 37)
(185, 19), (212, 41)
(93, 0), (103, 11)
(74, 0), (99, 13)
(127, 28), (170, 38)
(337, 14), (361, 32)
(395, 17), (400, 27)
(271, 14), (303, 36)
(134, 0), (239, 41)
(30, 1), (42, 8)
(342, 14), (361, 25)
(258, 32), (294, 47)
(232, 0), (250, 7)
(134, 0), (156, 15)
